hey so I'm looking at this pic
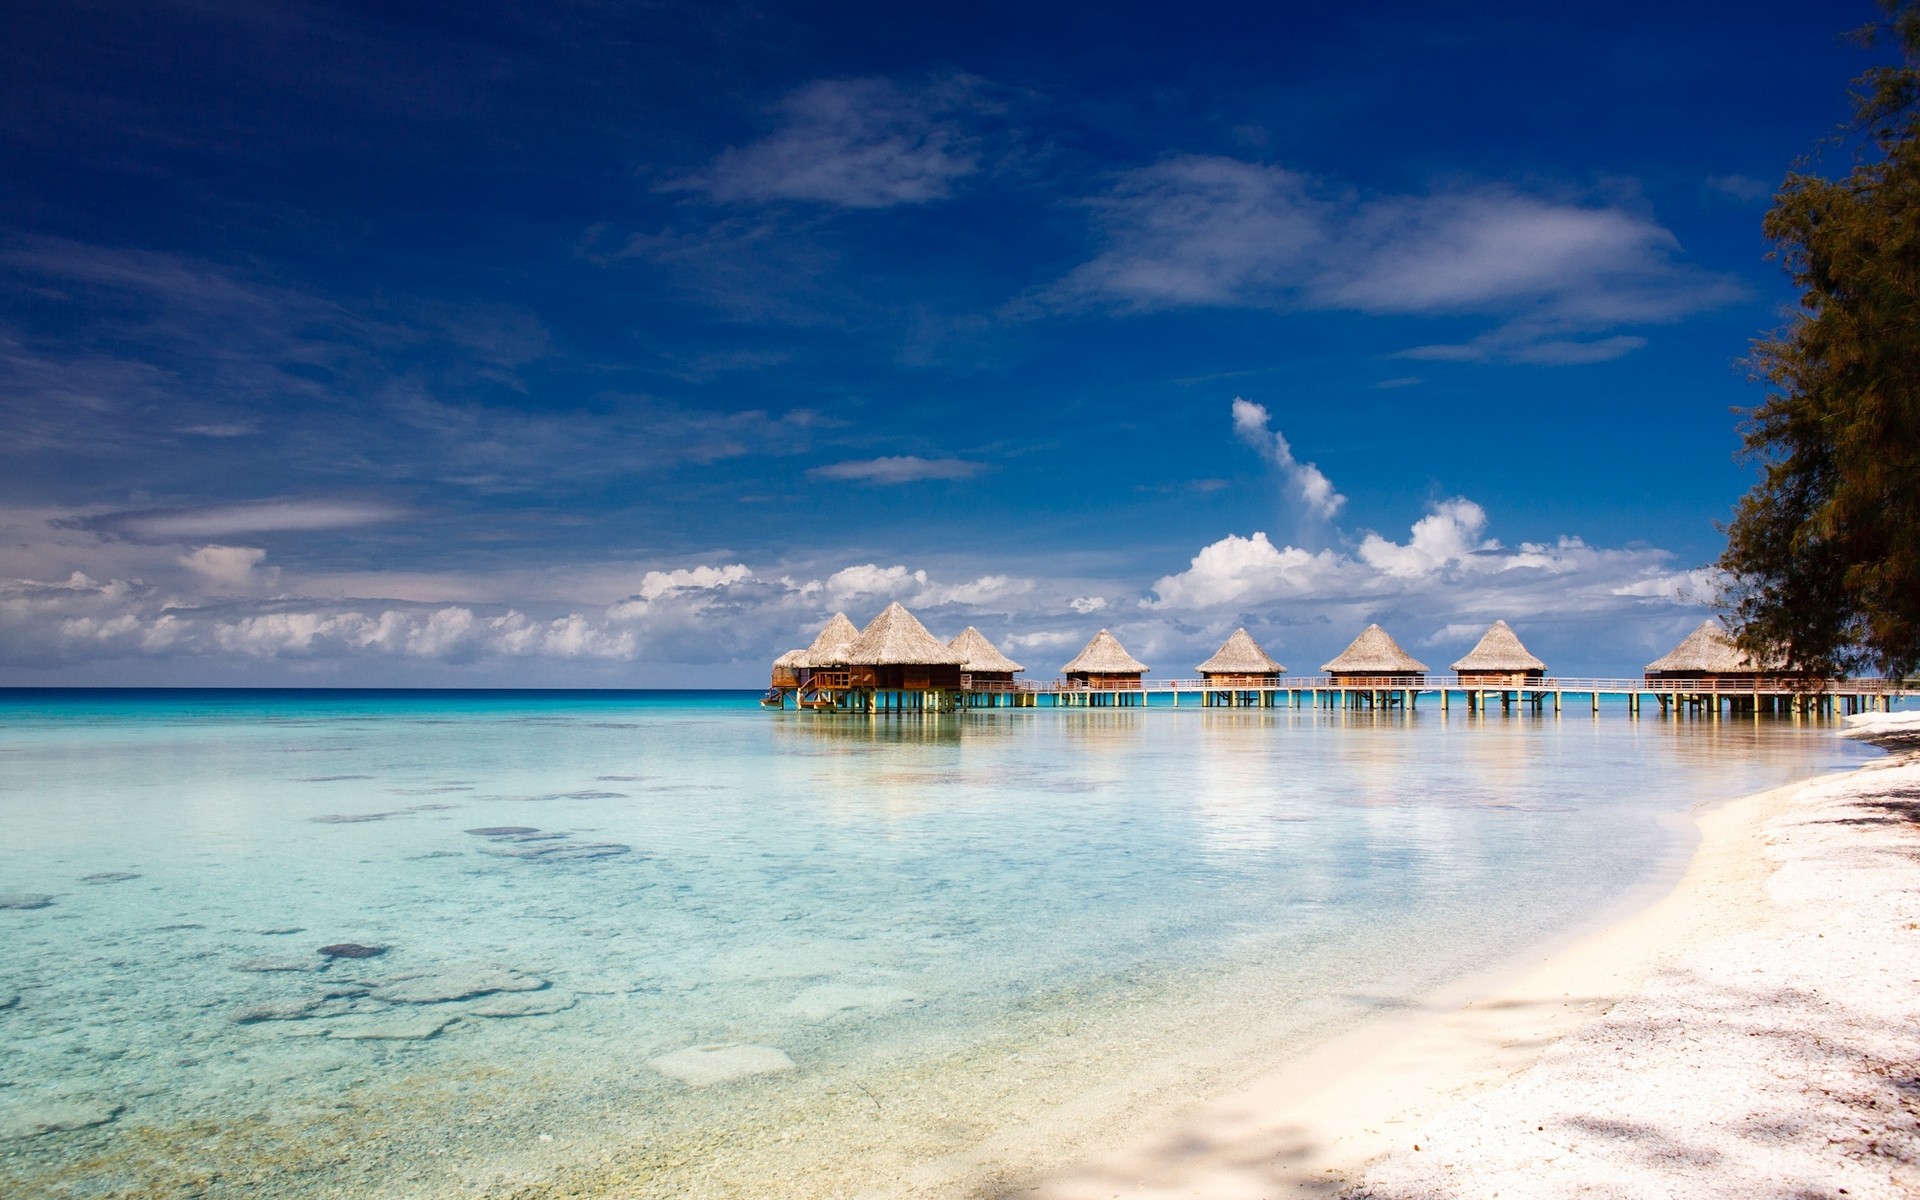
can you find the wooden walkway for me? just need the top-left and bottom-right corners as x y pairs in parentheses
(770, 674), (1913, 717)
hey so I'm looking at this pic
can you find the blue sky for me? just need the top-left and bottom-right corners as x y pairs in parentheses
(0, 0), (1883, 685)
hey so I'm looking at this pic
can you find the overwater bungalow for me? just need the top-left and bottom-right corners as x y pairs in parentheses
(800, 612), (860, 671)
(843, 602), (967, 707)
(769, 612), (861, 708)
(769, 647), (807, 690)
(1062, 629), (1149, 691)
(1644, 619), (1780, 683)
(1450, 620), (1547, 687)
(1195, 628), (1286, 687)
(949, 626), (1024, 686)
(1321, 624), (1428, 686)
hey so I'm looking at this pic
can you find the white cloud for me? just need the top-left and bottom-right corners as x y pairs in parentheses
(1037, 155), (1743, 362)
(1143, 499), (1716, 674)
(1357, 498), (1495, 578)
(631, 563), (754, 603)
(1146, 532), (1347, 609)
(1230, 397), (1346, 519)
(919, 574), (1032, 607)
(94, 499), (405, 539)
(1046, 157), (1327, 308)
(808, 456), (984, 484)
(0, 504), (1720, 683)
(825, 563), (927, 602)
(179, 545), (275, 591)
(670, 76), (991, 208)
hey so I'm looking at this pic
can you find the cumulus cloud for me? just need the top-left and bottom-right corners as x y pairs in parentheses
(1356, 498), (1495, 578)
(626, 564), (755, 604)
(670, 76), (994, 208)
(808, 456), (984, 484)
(180, 545), (277, 591)
(1146, 532), (1347, 609)
(1037, 155), (1743, 362)
(1231, 397), (1346, 519)
(0, 499), (1721, 682)
(0, 541), (1056, 676)
(1145, 497), (1715, 668)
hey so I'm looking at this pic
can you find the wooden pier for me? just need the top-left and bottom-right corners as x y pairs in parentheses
(767, 673), (1912, 717)
(765, 610), (1912, 719)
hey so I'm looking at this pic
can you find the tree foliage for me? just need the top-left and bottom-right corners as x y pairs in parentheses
(1720, 0), (1920, 679)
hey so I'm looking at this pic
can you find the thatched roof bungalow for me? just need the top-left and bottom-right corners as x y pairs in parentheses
(1644, 620), (1779, 681)
(844, 602), (967, 691)
(798, 612), (861, 668)
(769, 646), (807, 688)
(1321, 624), (1428, 684)
(948, 626), (1024, 684)
(1450, 620), (1546, 686)
(1063, 629), (1149, 690)
(1195, 628), (1286, 686)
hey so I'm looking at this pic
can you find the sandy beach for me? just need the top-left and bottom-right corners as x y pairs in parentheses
(1016, 719), (1920, 1199)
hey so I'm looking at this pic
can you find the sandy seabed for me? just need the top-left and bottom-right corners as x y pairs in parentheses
(1011, 724), (1920, 1200)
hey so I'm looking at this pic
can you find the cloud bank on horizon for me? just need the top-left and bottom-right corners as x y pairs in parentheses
(0, 399), (1719, 684)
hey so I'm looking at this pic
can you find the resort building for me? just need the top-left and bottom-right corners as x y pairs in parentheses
(843, 602), (967, 697)
(1321, 624), (1428, 686)
(1644, 619), (1780, 683)
(769, 647), (807, 690)
(1450, 620), (1547, 687)
(1195, 628), (1286, 687)
(800, 612), (859, 671)
(1062, 629), (1149, 691)
(949, 626), (1024, 687)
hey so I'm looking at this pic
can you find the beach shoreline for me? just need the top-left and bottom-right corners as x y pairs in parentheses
(1006, 736), (1920, 1199)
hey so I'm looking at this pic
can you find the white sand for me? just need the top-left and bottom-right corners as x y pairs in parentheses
(1021, 747), (1920, 1199)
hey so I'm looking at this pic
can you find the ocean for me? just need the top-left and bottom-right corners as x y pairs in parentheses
(0, 689), (1876, 1198)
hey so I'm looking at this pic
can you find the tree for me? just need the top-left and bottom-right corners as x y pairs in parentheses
(1720, 0), (1920, 680)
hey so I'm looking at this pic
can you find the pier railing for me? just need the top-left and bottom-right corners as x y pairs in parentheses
(798, 672), (1911, 697)
(1024, 674), (1912, 696)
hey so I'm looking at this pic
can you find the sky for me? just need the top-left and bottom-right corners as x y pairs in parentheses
(0, 0), (1889, 686)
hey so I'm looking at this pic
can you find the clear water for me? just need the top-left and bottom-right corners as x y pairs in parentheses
(0, 690), (1876, 1198)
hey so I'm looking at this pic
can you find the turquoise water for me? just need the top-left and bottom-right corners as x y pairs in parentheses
(0, 690), (1875, 1198)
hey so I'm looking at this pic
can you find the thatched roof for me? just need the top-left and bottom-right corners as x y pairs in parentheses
(1645, 620), (1777, 674)
(1196, 628), (1286, 675)
(771, 648), (807, 669)
(1321, 624), (1429, 674)
(1449, 620), (1546, 673)
(1062, 629), (1149, 675)
(845, 602), (967, 666)
(798, 612), (860, 667)
(948, 626), (1024, 674)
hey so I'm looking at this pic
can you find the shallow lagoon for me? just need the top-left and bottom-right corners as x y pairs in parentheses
(0, 690), (1874, 1197)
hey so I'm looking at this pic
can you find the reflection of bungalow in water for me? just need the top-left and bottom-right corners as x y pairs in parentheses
(1195, 628), (1286, 687)
(1321, 624), (1428, 686)
(844, 602), (967, 697)
(948, 626), (1024, 687)
(1450, 620), (1546, 687)
(1644, 619), (1780, 684)
(1062, 629), (1149, 690)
